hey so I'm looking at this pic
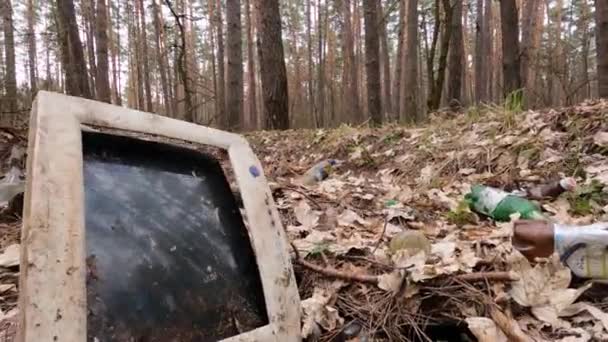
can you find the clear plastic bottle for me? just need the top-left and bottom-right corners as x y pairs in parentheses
(513, 220), (608, 279)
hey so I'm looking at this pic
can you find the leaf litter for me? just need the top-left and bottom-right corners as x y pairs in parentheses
(248, 100), (608, 341)
(4, 102), (608, 340)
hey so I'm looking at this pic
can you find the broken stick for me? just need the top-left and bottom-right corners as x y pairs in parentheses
(489, 306), (535, 342)
(291, 243), (379, 284)
(456, 271), (520, 283)
(291, 243), (518, 286)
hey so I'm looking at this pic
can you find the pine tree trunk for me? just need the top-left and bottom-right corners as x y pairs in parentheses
(447, 0), (464, 107)
(2, 0), (17, 113)
(287, 1), (302, 125)
(211, 0), (226, 126)
(83, 0), (98, 99)
(393, 0), (405, 119)
(226, 0), (243, 129)
(401, 0), (419, 122)
(307, 0), (315, 126)
(56, 0), (91, 98)
(499, 0), (521, 97)
(579, 0), (591, 100)
(596, 0), (608, 98)
(462, 4), (472, 105)
(256, 0), (289, 129)
(112, 0), (122, 105)
(520, 0), (540, 106)
(137, 0), (153, 111)
(316, 0), (325, 126)
(26, 0), (38, 100)
(378, 1), (391, 119)
(482, 0), (492, 102)
(153, 0), (170, 114)
(363, 0), (382, 125)
(135, 1), (145, 110)
(428, 0), (452, 111)
(474, 0), (484, 103)
(549, 0), (564, 105)
(342, 0), (360, 123)
(245, 0), (257, 129)
(95, 0), (111, 102)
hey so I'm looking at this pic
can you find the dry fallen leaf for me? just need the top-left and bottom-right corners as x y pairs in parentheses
(377, 271), (405, 293)
(593, 131), (608, 147)
(465, 317), (508, 342)
(508, 250), (592, 327)
(301, 282), (345, 337)
(337, 209), (370, 227)
(294, 200), (320, 229)
(0, 244), (19, 268)
(559, 302), (608, 332)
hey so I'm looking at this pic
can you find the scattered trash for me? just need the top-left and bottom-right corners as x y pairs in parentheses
(514, 219), (608, 278)
(526, 177), (577, 200)
(298, 159), (338, 185)
(466, 184), (545, 221)
(82, 132), (268, 341)
(388, 230), (431, 255)
(6, 100), (608, 341)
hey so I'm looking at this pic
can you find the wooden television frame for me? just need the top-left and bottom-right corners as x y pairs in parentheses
(17, 91), (301, 342)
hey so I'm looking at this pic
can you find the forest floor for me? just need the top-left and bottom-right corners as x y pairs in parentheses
(1, 100), (608, 341)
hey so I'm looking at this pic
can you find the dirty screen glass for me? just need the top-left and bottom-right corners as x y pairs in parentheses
(82, 132), (268, 341)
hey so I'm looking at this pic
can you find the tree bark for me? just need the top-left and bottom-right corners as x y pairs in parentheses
(579, 0), (591, 100)
(548, 0), (564, 105)
(447, 0), (464, 107)
(428, 0), (452, 111)
(1, 0), (17, 112)
(95, 0), (111, 102)
(316, 0), (325, 126)
(165, 0), (193, 121)
(401, 0), (419, 122)
(306, 0), (315, 126)
(131, 0), (144, 109)
(226, 0), (243, 129)
(83, 0), (98, 99)
(596, 0), (608, 98)
(153, 0), (170, 114)
(378, 0), (391, 118)
(26, 0), (38, 100)
(499, 0), (521, 97)
(482, 0), (492, 102)
(137, 0), (153, 111)
(211, 0), (226, 126)
(474, 0), (484, 103)
(363, 0), (382, 125)
(245, 0), (257, 129)
(256, 0), (289, 129)
(393, 0), (405, 119)
(56, 0), (91, 98)
(112, 0), (122, 105)
(520, 0), (541, 106)
(342, 0), (360, 123)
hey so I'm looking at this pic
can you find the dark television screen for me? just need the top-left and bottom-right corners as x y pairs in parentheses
(82, 132), (267, 341)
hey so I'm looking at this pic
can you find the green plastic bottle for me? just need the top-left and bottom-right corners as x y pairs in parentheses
(465, 185), (545, 221)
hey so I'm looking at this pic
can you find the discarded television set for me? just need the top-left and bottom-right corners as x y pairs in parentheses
(17, 91), (300, 342)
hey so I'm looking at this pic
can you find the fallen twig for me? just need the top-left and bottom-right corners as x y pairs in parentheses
(455, 271), (519, 283)
(282, 186), (323, 209)
(370, 214), (388, 255)
(291, 243), (379, 285)
(292, 243), (518, 287)
(489, 306), (535, 342)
